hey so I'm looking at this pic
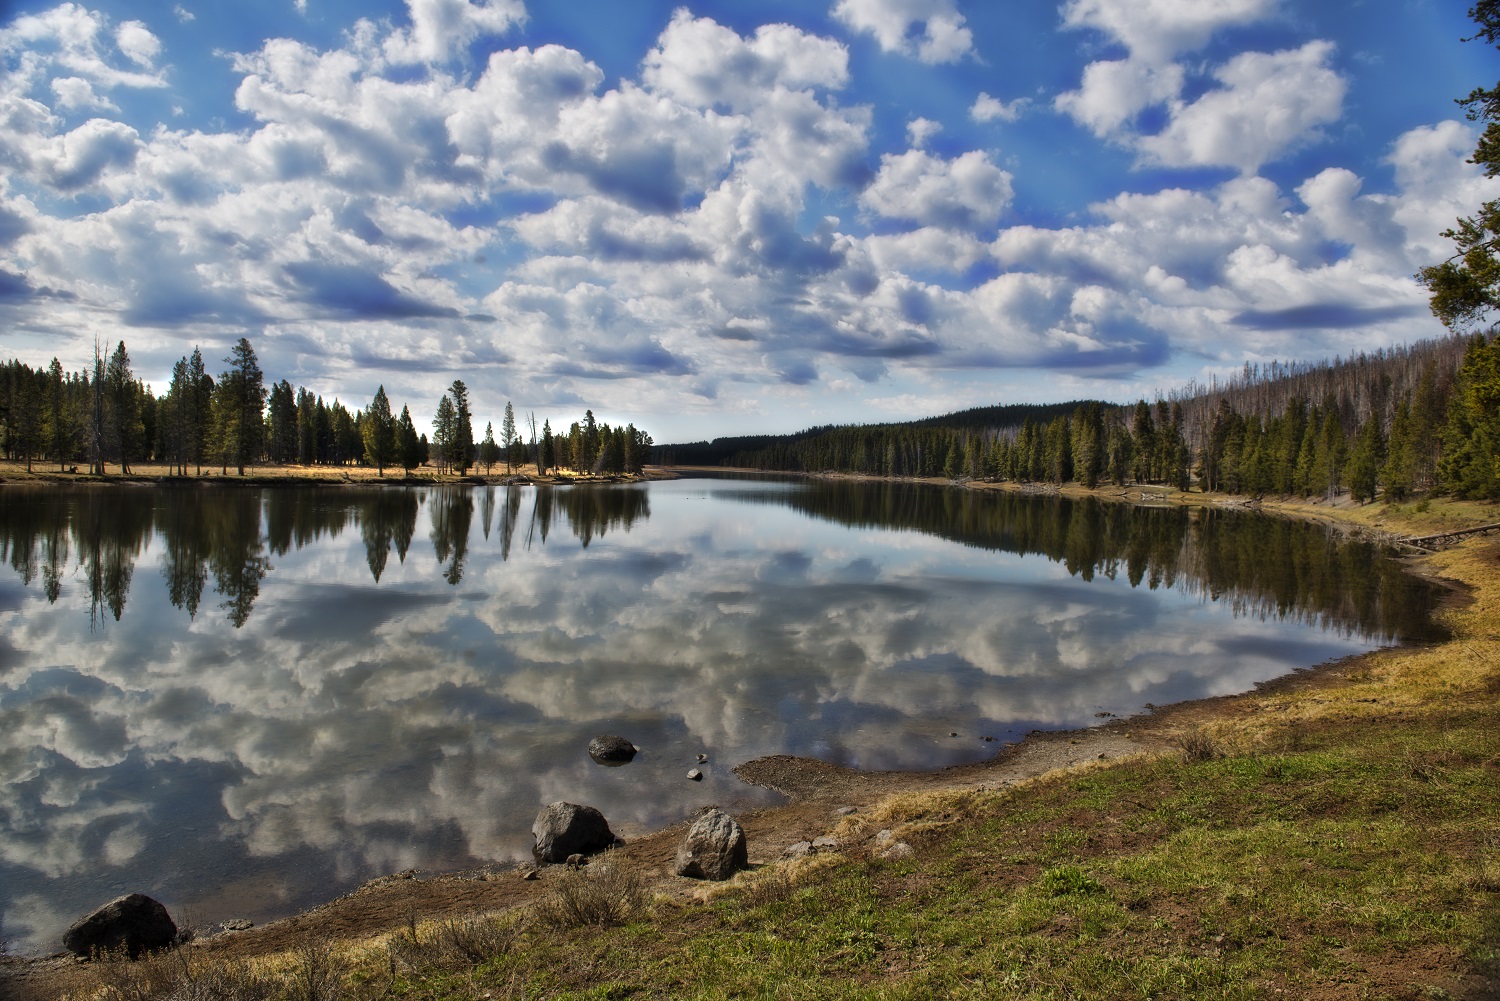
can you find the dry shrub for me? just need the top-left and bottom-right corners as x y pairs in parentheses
(81, 945), (274, 1001)
(287, 937), (345, 1001)
(736, 867), (796, 908)
(534, 858), (649, 929)
(1174, 727), (1223, 763)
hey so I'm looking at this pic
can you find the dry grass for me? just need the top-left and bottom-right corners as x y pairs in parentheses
(532, 856), (651, 929)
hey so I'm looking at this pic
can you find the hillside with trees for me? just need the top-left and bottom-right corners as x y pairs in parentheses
(655, 333), (1498, 504)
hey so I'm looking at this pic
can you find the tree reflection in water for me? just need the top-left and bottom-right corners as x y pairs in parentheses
(0, 481), (1436, 640)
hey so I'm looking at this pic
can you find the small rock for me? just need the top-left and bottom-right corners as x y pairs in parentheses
(674, 808), (748, 881)
(783, 841), (814, 859)
(566, 854), (587, 868)
(687, 768), (703, 781)
(982, 736), (995, 742)
(532, 802), (619, 863)
(879, 842), (915, 861)
(588, 735), (638, 765)
(696, 753), (709, 763)
(811, 835), (839, 851)
(218, 919), (253, 933)
(949, 732), (959, 737)
(873, 829), (894, 845)
(520, 868), (539, 881)
(835, 805), (857, 816)
(63, 894), (177, 959)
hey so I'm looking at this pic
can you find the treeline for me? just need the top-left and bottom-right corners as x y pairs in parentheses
(663, 333), (1500, 504)
(0, 337), (653, 478)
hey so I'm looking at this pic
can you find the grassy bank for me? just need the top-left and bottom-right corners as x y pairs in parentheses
(0, 459), (660, 486)
(14, 494), (1500, 1000)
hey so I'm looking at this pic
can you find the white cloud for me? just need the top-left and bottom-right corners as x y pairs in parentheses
(862, 149), (1013, 231)
(970, 92), (1026, 123)
(643, 9), (849, 111)
(1136, 41), (1345, 173)
(50, 75), (117, 112)
(383, 0), (526, 65)
(1054, 58), (1184, 137)
(831, 0), (973, 64)
(114, 20), (161, 68)
(1060, 0), (1280, 63)
(174, 6), (195, 23)
(906, 116), (940, 147)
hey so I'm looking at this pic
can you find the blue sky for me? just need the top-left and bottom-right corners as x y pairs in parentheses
(0, 0), (1495, 442)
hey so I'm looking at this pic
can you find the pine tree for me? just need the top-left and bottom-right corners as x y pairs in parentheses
(1348, 412), (1384, 504)
(501, 401), (517, 473)
(479, 421), (500, 474)
(362, 385), (396, 476)
(397, 405), (422, 473)
(448, 380), (474, 474)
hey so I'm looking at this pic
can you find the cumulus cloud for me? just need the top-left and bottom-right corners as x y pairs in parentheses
(861, 149), (1013, 231)
(831, 0), (973, 63)
(114, 20), (161, 68)
(970, 92), (1026, 123)
(906, 116), (940, 147)
(1136, 41), (1346, 173)
(1060, 0), (1280, 63)
(382, 0), (526, 65)
(1054, 58), (1185, 137)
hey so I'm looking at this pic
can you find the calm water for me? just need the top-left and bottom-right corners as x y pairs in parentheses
(0, 478), (1443, 953)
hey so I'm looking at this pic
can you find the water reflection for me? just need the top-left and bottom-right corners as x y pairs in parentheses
(0, 479), (1444, 954)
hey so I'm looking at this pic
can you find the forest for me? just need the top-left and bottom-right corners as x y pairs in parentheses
(659, 332), (1500, 504)
(0, 337), (654, 479)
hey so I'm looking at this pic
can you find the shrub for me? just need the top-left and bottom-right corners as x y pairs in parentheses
(534, 857), (650, 929)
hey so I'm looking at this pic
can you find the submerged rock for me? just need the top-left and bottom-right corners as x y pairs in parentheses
(532, 802), (618, 863)
(588, 735), (638, 765)
(63, 894), (177, 959)
(674, 808), (748, 881)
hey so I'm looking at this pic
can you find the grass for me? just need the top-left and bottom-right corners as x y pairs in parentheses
(0, 458), (649, 486)
(34, 502), (1500, 1000)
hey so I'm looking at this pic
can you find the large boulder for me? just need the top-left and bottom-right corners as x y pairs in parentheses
(587, 735), (637, 765)
(674, 807), (748, 881)
(63, 894), (177, 959)
(532, 802), (618, 863)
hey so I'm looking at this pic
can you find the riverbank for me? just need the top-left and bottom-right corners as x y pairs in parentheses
(4, 484), (1497, 999)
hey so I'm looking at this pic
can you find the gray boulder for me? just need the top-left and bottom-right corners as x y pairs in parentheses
(587, 735), (637, 765)
(63, 894), (177, 959)
(674, 807), (748, 881)
(532, 802), (618, 863)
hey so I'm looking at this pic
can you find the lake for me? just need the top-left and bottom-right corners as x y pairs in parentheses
(0, 476), (1444, 954)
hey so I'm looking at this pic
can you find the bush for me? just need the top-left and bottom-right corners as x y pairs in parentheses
(534, 857), (650, 929)
(1174, 727), (1223, 763)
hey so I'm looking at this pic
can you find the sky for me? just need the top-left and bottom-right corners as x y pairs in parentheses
(0, 0), (1495, 443)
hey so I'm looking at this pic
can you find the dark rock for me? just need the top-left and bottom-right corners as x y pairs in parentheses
(63, 894), (177, 959)
(674, 808), (748, 881)
(532, 802), (618, 863)
(588, 735), (637, 765)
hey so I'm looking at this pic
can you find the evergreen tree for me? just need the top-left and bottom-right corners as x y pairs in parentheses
(362, 385), (396, 476)
(433, 393), (456, 473)
(1383, 396), (1416, 501)
(1348, 412), (1384, 504)
(501, 401), (517, 473)
(1438, 332), (1500, 500)
(397, 405), (423, 473)
(448, 380), (475, 474)
(104, 341), (140, 474)
(540, 419), (554, 474)
(479, 421), (500, 474)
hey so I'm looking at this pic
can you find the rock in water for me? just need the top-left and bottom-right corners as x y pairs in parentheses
(63, 894), (177, 959)
(532, 802), (618, 863)
(587, 735), (637, 765)
(674, 807), (748, 881)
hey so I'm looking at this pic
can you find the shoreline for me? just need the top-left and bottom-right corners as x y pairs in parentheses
(2, 467), (1495, 995)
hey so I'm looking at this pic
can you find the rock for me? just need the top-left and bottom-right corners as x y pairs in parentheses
(687, 768), (703, 781)
(218, 919), (253, 933)
(520, 868), (539, 881)
(532, 802), (618, 863)
(811, 835), (839, 851)
(674, 808), (748, 881)
(696, 753), (709, 763)
(873, 829), (895, 846)
(879, 842), (915, 861)
(588, 735), (638, 765)
(835, 806), (858, 816)
(566, 853), (587, 868)
(783, 841), (814, 859)
(63, 894), (177, 959)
